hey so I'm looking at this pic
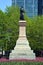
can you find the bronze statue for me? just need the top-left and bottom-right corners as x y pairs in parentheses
(20, 7), (24, 20)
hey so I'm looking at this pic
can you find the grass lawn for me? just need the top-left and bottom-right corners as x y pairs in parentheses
(0, 62), (43, 65)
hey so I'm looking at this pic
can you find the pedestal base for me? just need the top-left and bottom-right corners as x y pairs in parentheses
(9, 37), (36, 60)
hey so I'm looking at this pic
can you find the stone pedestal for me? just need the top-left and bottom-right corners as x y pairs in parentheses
(9, 20), (36, 60)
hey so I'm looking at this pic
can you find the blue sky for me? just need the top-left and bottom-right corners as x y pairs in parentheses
(0, 0), (11, 11)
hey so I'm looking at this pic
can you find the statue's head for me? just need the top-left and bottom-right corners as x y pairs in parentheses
(20, 6), (24, 11)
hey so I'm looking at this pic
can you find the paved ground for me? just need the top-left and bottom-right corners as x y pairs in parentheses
(0, 57), (43, 62)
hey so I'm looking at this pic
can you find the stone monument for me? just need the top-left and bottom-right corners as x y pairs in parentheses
(9, 7), (36, 60)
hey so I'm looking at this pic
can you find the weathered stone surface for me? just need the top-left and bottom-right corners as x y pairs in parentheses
(9, 20), (36, 60)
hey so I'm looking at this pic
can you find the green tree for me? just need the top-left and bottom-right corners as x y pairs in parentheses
(26, 16), (43, 50)
(0, 6), (43, 51)
(0, 10), (7, 50)
(4, 6), (20, 50)
(0, 6), (20, 50)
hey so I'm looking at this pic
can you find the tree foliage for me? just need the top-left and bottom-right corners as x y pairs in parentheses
(26, 16), (43, 50)
(0, 6), (19, 50)
(0, 6), (43, 51)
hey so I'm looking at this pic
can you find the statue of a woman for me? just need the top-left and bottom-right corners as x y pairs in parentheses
(20, 7), (24, 20)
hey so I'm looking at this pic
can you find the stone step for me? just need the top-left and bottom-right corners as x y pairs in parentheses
(10, 54), (35, 57)
(14, 45), (31, 50)
(9, 53), (35, 60)
(16, 39), (29, 44)
(12, 49), (33, 53)
(11, 50), (34, 54)
(10, 52), (35, 56)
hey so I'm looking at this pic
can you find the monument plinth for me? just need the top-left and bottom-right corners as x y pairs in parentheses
(9, 20), (36, 60)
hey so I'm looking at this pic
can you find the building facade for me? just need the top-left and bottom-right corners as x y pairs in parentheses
(12, 0), (43, 17)
(38, 0), (43, 15)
